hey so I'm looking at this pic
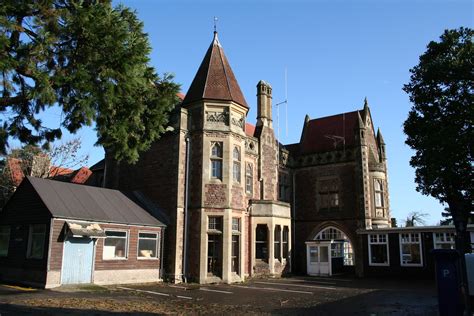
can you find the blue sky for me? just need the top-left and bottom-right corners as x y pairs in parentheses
(38, 0), (473, 225)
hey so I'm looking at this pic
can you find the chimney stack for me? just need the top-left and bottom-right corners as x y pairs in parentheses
(256, 80), (272, 127)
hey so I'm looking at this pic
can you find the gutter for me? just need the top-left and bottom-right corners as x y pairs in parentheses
(182, 136), (191, 283)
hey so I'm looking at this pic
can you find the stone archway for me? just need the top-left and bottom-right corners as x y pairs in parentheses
(306, 225), (354, 276)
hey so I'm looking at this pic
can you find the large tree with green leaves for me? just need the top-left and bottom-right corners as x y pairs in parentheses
(403, 27), (473, 311)
(403, 27), (473, 252)
(0, 1), (179, 162)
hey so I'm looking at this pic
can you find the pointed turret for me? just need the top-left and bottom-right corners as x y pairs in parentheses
(361, 97), (370, 123)
(182, 32), (248, 108)
(376, 128), (385, 145)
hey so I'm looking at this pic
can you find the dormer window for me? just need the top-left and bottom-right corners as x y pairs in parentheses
(233, 146), (241, 183)
(211, 142), (223, 180)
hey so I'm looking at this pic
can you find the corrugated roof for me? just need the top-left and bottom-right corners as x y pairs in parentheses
(182, 32), (248, 108)
(26, 177), (165, 227)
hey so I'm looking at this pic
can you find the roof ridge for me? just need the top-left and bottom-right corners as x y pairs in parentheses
(309, 110), (360, 122)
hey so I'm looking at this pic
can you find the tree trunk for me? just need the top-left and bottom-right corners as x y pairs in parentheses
(449, 198), (471, 315)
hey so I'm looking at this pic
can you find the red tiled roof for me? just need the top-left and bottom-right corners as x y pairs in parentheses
(7, 158), (24, 187)
(49, 166), (74, 177)
(70, 167), (93, 184)
(300, 110), (361, 154)
(182, 32), (248, 108)
(245, 123), (256, 137)
(176, 92), (185, 101)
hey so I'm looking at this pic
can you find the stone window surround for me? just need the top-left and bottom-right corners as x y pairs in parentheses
(233, 146), (241, 183)
(317, 177), (341, 210)
(210, 142), (223, 180)
(245, 163), (253, 194)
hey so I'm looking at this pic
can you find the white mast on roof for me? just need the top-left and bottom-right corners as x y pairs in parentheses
(275, 67), (288, 143)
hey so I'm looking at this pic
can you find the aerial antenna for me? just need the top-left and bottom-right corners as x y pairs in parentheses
(213, 16), (218, 33)
(324, 113), (346, 152)
(275, 68), (288, 142)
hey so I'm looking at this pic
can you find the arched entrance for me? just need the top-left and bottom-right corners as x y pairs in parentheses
(305, 227), (353, 276)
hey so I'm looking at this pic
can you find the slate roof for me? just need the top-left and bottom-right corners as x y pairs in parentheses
(299, 110), (361, 154)
(182, 32), (248, 108)
(26, 176), (165, 227)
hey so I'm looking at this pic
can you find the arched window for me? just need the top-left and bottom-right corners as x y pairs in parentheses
(314, 227), (353, 266)
(233, 146), (241, 183)
(245, 163), (253, 194)
(211, 142), (223, 180)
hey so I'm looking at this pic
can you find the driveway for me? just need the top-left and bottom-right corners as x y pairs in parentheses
(0, 276), (438, 315)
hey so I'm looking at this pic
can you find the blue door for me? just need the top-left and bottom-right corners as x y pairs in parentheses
(62, 237), (94, 284)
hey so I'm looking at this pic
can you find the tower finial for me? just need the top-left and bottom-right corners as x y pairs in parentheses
(213, 16), (218, 34)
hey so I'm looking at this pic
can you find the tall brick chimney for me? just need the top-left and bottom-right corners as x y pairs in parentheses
(256, 80), (272, 128)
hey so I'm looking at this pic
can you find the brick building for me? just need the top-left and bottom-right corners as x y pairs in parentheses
(103, 30), (393, 284)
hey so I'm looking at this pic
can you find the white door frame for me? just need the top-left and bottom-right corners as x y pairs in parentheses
(305, 241), (332, 276)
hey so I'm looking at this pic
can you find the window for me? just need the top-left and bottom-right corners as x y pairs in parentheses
(274, 225), (281, 260)
(208, 217), (223, 277)
(278, 173), (290, 202)
(316, 227), (344, 240)
(319, 179), (339, 209)
(208, 216), (223, 231)
(282, 226), (289, 259)
(231, 218), (240, 273)
(374, 179), (384, 208)
(138, 232), (160, 259)
(331, 243), (343, 258)
(256, 224), (268, 261)
(245, 163), (253, 194)
(368, 234), (389, 266)
(344, 241), (354, 266)
(27, 224), (46, 259)
(211, 142), (223, 180)
(232, 218), (240, 232)
(400, 233), (423, 266)
(433, 232), (455, 250)
(233, 146), (241, 183)
(0, 226), (10, 257)
(104, 230), (128, 259)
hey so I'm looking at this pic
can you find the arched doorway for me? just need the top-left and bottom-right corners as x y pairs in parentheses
(305, 226), (353, 276)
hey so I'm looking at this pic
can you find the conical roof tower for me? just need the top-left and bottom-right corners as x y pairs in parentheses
(182, 32), (248, 108)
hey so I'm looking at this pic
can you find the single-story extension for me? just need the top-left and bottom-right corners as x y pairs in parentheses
(0, 176), (166, 288)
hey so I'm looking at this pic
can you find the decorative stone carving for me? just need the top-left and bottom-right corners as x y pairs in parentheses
(231, 114), (245, 129)
(206, 110), (229, 124)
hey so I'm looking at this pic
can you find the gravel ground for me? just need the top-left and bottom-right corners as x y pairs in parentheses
(0, 276), (439, 315)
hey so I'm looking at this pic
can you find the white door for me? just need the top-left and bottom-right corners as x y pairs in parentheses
(306, 243), (331, 276)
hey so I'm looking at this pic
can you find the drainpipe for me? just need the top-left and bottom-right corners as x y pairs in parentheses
(291, 172), (296, 273)
(182, 136), (190, 283)
(160, 227), (165, 280)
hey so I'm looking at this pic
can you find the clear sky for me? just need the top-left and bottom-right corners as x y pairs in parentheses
(38, 0), (473, 225)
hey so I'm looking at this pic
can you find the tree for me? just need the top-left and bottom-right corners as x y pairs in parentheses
(0, 138), (88, 206)
(404, 211), (428, 227)
(403, 27), (473, 312)
(0, 1), (179, 163)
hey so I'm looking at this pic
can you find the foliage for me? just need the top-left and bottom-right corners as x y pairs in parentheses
(403, 27), (473, 249)
(0, 1), (180, 162)
(0, 138), (88, 206)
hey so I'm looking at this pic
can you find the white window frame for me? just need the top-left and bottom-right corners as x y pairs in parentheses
(137, 231), (160, 260)
(103, 229), (129, 260)
(210, 142), (223, 180)
(26, 224), (46, 259)
(399, 233), (423, 267)
(374, 178), (384, 208)
(0, 226), (11, 257)
(368, 234), (390, 266)
(433, 232), (455, 250)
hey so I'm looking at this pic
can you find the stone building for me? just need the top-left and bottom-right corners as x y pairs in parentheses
(104, 31), (390, 283)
